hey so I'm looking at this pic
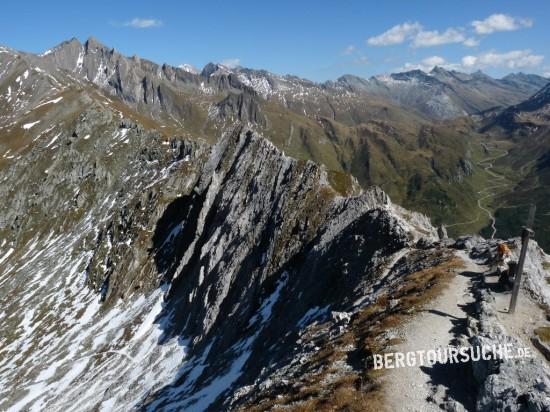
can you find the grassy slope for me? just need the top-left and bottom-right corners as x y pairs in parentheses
(257, 99), (490, 234)
(2, 72), (527, 246)
(257, 94), (549, 248)
(486, 126), (550, 250)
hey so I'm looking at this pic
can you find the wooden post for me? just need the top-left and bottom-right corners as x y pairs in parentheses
(508, 227), (534, 314)
(526, 204), (536, 229)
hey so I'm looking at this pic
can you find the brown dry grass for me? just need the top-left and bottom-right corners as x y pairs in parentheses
(535, 326), (550, 343)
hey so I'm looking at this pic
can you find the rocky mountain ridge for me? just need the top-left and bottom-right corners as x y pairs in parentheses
(5, 37), (550, 248)
(334, 68), (548, 120)
(0, 37), (485, 238)
(0, 100), (444, 410)
(2, 37), (550, 411)
(4, 37), (548, 124)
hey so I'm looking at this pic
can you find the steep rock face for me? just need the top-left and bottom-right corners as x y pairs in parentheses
(213, 92), (266, 126)
(0, 39), (498, 233)
(471, 288), (550, 412)
(26, 38), (252, 124)
(494, 83), (550, 130)
(137, 127), (437, 411)
(0, 47), (68, 124)
(0, 102), (213, 411)
(362, 72), (469, 120)
(0, 107), (438, 411)
(3, 37), (550, 412)
(501, 72), (550, 96)
(1, 39), (485, 265)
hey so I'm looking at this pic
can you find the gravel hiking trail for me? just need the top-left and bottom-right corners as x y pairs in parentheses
(382, 250), (482, 411)
(383, 249), (550, 411)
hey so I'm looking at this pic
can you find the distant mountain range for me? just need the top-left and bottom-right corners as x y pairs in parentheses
(334, 68), (548, 119)
(4, 37), (547, 123)
(1, 36), (550, 248)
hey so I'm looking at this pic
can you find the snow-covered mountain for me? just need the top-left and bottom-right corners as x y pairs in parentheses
(5, 37), (546, 124)
(332, 67), (548, 120)
(178, 64), (199, 75)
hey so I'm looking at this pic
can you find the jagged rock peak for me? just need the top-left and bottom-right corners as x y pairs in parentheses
(334, 74), (370, 89)
(59, 36), (82, 48)
(200, 62), (232, 77)
(430, 65), (451, 75)
(178, 63), (198, 74)
(391, 69), (440, 84)
(84, 36), (109, 52)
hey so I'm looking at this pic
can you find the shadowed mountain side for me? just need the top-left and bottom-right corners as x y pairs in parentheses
(141, 127), (435, 410)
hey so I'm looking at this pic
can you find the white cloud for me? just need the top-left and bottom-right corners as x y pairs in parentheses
(341, 45), (356, 55)
(367, 22), (422, 46)
(352, 55), (368, 65)
(463, 38), (480, 47)
(340, 46), (368, 64)
(221, 58), (241, 69)
(367, 15), (533, 53)
(413, 28), (465, 48)
(471, 14), (533, 34)
(398, 56), (449, 72)
(123, 18), (163, 28)
(423, 56), (447, 66)
(368, 22), (482, 49)
(397, 49), (543, 74)
(461, 55), (478, 67)
(462, 49), (543, 69)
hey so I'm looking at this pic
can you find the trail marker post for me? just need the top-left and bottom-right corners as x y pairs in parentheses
(508, 204), (536, 314)
(526, 204), (536, 230)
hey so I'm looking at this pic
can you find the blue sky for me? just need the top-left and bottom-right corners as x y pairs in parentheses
(1, 0), (549, 81)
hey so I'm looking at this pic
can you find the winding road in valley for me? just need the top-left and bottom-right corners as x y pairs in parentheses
(446, 142), (512, 238)
(474, 144), (511, 238)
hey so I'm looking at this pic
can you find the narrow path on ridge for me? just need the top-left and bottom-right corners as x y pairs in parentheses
(382, 251), (484, 411)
